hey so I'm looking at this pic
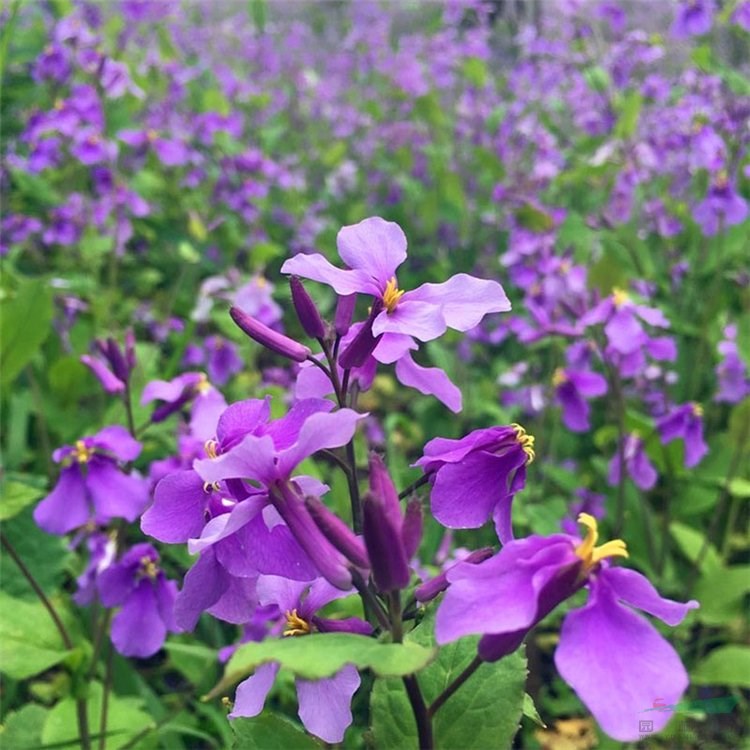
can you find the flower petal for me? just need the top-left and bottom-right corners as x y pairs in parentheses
(142, 470), (208, 543)
(395, 353), (462, 412)
(173, 549), (229, 631)
(296, 664), (361, 743)
(188, 495), (266, 555)
(86, 460), (149, 523)
(111, 580), (167, 658)
(34, 466), (90, 535)
(194, 433), (276, 485)
(230, 663), (280, 718)
(281, 253), (370, 295)
(372, 300), (447, 342)
(336, 217), (407, 290)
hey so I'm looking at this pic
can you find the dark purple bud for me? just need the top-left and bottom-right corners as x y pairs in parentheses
(339, 300), (383, 369)
(230, 306), (311, 363)
(290, 276), (326, 339)
(414, 547), (494, 603)
(368, 453), (401, 529)
(305, 496), (370, 569)
(334, 293), (357, 336)
(363, 491), (410, 593)
(272, 482), (352, 590)
(106, 337), (130, 383)
(124, 328), (137, 370)
(150, 387), (195, 423)
(401, 499), (423, 560)
(312, 616), (373, 635)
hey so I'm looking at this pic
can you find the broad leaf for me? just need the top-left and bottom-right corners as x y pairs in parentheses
(371, 608), (527, 750)
(231, 713), (320, 750)
(692, 646), (750, 688)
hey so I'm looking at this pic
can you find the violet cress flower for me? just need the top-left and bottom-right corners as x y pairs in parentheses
(435, 514), (698, 741)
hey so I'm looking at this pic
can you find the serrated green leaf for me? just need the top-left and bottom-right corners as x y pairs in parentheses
(0, 703), (48, 749)
(0, 479), (44, 521)
(522, 692), (547, 728)
(371, 608), (526, 750)
(692, 646), (750, 688)
(230, 713), (320, 749)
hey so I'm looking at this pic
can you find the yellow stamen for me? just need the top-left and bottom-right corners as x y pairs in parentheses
(283, 609), (311, 637)
(692, 402), (703, 417)
(140, 556), (159, 579)
(202, 481), (221, 493)
(146, 129), (158, 142)
(575, 513), (628, 572)
(552, 368), (568, 387)
(205, 439), (219, 459)
(511, 423), (536, 464)
(74, 440), (92, 464)
(560, 259), (571, 274)
(715, 171), (728, 189)
(612, 287), (629, 308)
(195, 373), (211, 395)
(382, 277), (405, 314)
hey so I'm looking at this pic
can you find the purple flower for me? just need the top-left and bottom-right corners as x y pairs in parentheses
(230, 575), (366, 743)
(657, 403), (708, 468)
(435, 514), (698, 741)
(34, 426), (148, 535)
(608, 433), (658, 491)
(581, 288), (669, 355)
(73, 532), (117, 606)
(281, 217), (510, 344)
(715, 325), (750, 403)
(693, 175), (749, 236)
(552, 367), (607, 432)
(672, 0), (715, 37)
(97, 544), (178, 658)
(414, 424), (536, 542)
(81, 331), (136, 394)
(732, 1), (750, 30)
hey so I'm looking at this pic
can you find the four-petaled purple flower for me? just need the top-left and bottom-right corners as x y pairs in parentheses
(35, 426), (149, 535)
(97, 543), (178, 658)
(657, 403), (708, 468)
(435, 514), (698, 741)
(415, 424), (535, 542)
(608, 432), (658, 491)
(552, 367), (607, 432)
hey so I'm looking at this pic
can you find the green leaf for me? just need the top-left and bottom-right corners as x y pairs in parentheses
(370, 608), (527, 750)
(692, 646), (750, 688)
(231, 713), (320, 750)
(0, 277), (54, 389)
(693, 566), (750, 625)
(42, 682), (153, 749)
(165, 641), (219, 689)
(515, 203), (554, 233)
(210, 634), (435, 699)
(668, 521), (721, 573)
(0, 478), (44, 520)
(522, 692), (547, 728)
(0, 704), (48, 749)
(614, 90), (642, 139)
(0, 591), (73, 679)
(727, 477), (750, 498)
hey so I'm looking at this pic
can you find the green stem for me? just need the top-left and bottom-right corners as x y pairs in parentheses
(398, 474), (430, 501)
(98, 644), (114, 750)
(1, 532), (92, 750)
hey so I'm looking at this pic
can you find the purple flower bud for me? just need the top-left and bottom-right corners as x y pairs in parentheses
(363, 490), (410, 593)
(290, 276), (327, 339)
(305, 495), (370, 569)
(312, 616), (373, 635)
(272, 482), (352, 590)
(368, 453), (401, 528)
(106, 337), (130, 383)
(230, 306), (311, 363)
(401, 499), (423, 560)
(414, 548), (494, 603)
(124, 328), (137, 370)
(334, 293), (357, 336)
(339, 300), (383, 369)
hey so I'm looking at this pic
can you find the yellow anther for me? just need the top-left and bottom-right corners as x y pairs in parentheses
(74, 440), (92, 464)
(195, 373), (211, 395)
(575, 513), (628, 572)
(139, 556), (159, 579)
(202, 481), (221, 493)
(257, 276), (267, 287)
(283, 609), (311, 637)
(54, 98), (65, 110)
(382, 277), (405, 314)
(692, 402), (704, 417)
(87, 133), (100, 145)
(560, 259), (571, 274)
(552, 368), (568, 387)
(612, 287), (629, 308)
(146, 129), (158, 142)
(205, 439), (219, 459)
(511, 423), (536, 464)
(715, 171), (728, 189)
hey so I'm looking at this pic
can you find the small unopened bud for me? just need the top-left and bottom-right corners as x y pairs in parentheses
(106, 337), (130, 383)
(368, 453), (401, 528)
(230, 306), (311, 363)
(124, 328), (137, 370)
(305, 496), (370, 569)
(273, 482), (352, 590)
(414, 548), (494, 603)
(290, 276), (326, 339)
(339, 300), (383, 369)
(312, 616), (373, 635)
(401, 499), (423, 560)
(363, 491), (410, 593)
(334, 293), (357, 336)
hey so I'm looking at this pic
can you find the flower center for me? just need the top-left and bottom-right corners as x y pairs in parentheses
(692, 402), (703, 417)
(511, 423), (536, 464)
(552, 368), (568, 387)
(574, 513), (628, 572)
(195, 373), (212, 395)
(139, 556), (159, 579)
(382, 277), (405, 314)
(74, 440), (93, 464)
(204, 439), (219, 459)
(611, 287), (629, 308)
(283, 609), (312, 637)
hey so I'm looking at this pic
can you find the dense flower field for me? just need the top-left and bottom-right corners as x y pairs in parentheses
(1, 1), (749, 748)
